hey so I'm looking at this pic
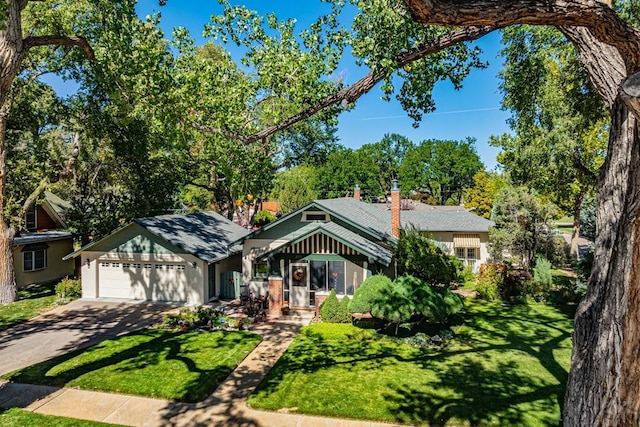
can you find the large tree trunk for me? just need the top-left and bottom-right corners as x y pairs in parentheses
(563, 99), (640, 426)
(0, 105), (16, 305)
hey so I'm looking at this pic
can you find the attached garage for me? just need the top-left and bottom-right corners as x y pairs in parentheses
(65, 211), (249, 305)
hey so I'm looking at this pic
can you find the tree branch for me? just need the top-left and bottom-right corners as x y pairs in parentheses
(403, 0), (640, 71)
(23, 35), (96, 61)
(240, 25), (495, 144)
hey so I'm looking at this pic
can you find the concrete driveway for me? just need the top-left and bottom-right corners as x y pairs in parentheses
(0, 299), (177, 376)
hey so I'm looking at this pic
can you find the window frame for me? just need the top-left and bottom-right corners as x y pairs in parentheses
(23, 248), (47, 272)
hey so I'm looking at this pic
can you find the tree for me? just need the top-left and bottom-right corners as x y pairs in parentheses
(359, 133), (413, 195)
(269, 166), (317, 215)
(400, 138), (483, 205)
(493, 25), (607, 258)
(463, 170), (504, 219)
(489, 185), (559, 268)
(401, 2), (640, 423)
(394, 226), (462, 286)
(314, 146), (380, 199)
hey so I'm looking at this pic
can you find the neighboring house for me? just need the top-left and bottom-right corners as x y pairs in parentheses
(64, 211), (249, 305)
(13, 191), (75, 288)
(232, 184), (494, 314)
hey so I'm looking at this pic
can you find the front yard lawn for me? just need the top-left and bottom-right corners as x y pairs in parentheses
(249, 301), (575, 426)
(0, 408), (122, 426)
(0, 284), (57, 331)
(3, 329), (262, 402)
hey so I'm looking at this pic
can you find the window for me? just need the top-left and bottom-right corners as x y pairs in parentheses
(122, 263), (131, 268)
(455, 246), (479, 268)
(302, 211), (329, 222)
(23, 248), (47, 271)
(253, 260), (269, 279)
(144, 264), (152, 269)
(309, 260), (353, 296)
(155, 264), (163, 270)
(176, 265), (186, 270)
(132, 263), (141, 268)
(25, 207), (37, 230)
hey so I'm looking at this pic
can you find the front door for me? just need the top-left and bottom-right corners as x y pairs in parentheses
(290, 263), (309, 307)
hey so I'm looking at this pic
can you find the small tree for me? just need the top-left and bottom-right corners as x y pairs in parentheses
(370, 283), (414, 336)
(394, 226), (462, 286)
(338, 295), (351, 323)
(319, 289), (341, 322)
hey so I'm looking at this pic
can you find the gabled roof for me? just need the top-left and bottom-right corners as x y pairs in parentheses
(232, 198), (396, 246)
(65, 211), (249, 264)
(41, 191), (72, 228)
(253, 221), (393, 266)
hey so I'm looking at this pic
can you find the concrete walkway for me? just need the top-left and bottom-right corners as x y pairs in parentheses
(0, 311), (402, 427)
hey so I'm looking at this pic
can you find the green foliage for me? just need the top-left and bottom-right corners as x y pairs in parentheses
(313, 146), (381, 199)
(253, 209), (275, 226)
(349, 274), (392, 314)
(269, 166), (317, 214)
(320, 289), (342, 323)
(338, 295), (352, 323)
(399, 138), (483, 205)
(580, 196), (597, 240)
(576, 246), (594, 281)
(55, 278), (82, 302)
(163, 306), (230, 330)
(370, 282), (414, 332)
(394, 276), (463, 323)
(463, 171), (505, 219)
(489, 185), (559, 268)
(394, 226), (463, 286)
(476, 264), (504, 301)
(532, 256), (553, 287)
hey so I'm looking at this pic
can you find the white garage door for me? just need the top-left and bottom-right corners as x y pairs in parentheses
(98, 261), (189, 302)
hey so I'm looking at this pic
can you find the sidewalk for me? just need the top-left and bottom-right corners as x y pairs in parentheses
(0, 313), (402, 427)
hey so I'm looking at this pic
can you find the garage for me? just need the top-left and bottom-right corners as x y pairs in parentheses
(97, 261), (190, 302)
(64, 211), (249, 305)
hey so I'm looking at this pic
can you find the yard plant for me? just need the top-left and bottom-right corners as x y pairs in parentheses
(249, 300), (574, 426)
(3, 329), (262, 402)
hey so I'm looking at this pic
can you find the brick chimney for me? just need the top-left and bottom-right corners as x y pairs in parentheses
(391, 179), (401, 237)
(354, 184), (361, 201)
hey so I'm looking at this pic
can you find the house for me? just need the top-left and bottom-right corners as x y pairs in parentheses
(232, 183), (494, 315)
(64, 211), (250, 305)
(13, 191), (75, 288)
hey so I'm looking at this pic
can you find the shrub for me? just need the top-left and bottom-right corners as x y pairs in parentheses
(395, 275), (463, 323)
(55, 277), (81, 301)
(476, 264), (505, 301)
(254, 210), (275, 227)
(394, 226), (463, 286)
(533, 256), (553, 287)
(349, 275), (392, 314)
(338, 295), (351, 323)
(370, 283), (414, 336)
(576, 245), (594, 281)
(320, 289), (341, 322)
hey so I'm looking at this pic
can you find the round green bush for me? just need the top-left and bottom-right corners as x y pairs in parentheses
(394, 275), (463, 323)
(349, 275), (393, 314)
(55, 277), (81, 301)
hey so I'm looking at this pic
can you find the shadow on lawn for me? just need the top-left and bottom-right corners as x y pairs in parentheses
(5, 329), (253, 402)
(254, 302), (574, 426)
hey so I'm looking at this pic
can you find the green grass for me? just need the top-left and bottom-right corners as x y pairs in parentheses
(0, 283), (58, 331)
(0, 408), (121, 426)
(4, 329), (262, 402)
(249, 301), (575, 426)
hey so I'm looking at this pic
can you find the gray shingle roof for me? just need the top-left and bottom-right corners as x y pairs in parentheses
(14, 231), (73, 246)
(401, 210), (494, 232)
(315, 198), (493, 234)
(314, 198), (393, 241)
(134, 211), (250, 264)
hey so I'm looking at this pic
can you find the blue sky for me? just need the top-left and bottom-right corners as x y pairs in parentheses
(136, 0), (511, 170)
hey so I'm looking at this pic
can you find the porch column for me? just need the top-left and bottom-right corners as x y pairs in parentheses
(268, 276), (283, 319)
